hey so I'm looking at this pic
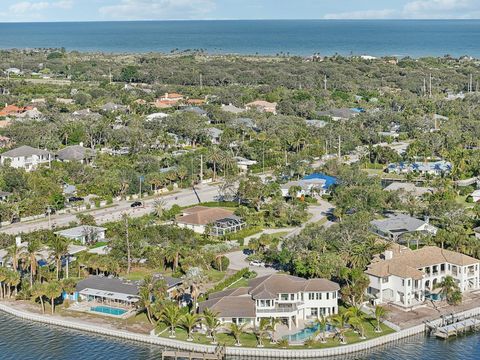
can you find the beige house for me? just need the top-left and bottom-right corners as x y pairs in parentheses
(176, 206), (245, 235)
(366, 245), (480, 309)
(246, 100), (277, 114)
(199, 274), (339, 329)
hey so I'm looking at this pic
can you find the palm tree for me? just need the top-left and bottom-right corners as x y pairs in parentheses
(314, 315), (329, 343)
(207, 147), (224, 181)
(0, 268), (6, 299)
(434, 275), (462, 305)
(229, 322), (246, 347)
(374, 305), (388, 333)
(5, 242), (21, 271)
(21, 239), (42, 286)
(161, 303), (181, 338)
(50, 236), (70, 280)
(330, 311), (350, 345)
(44, 281), (63, 314)
(345, 305), (366, 339)
(255, 318), (271, 347)
(164, 243), (183, 272)
(180, 312), (201, 341)
(139, 287), (154, 324)
(202, 308), (221, 344)
(31, 282), (47, 314)
(268, 317), (281, 343)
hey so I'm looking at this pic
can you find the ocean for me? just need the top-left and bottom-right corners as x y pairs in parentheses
(0, 20), (479, 57)
(0, 312), (479, 360)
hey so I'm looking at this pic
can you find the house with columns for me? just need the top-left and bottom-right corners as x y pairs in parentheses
(198, 274), (339, 329)
(366, 245), (480, 309)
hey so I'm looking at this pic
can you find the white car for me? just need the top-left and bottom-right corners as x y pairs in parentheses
(249, 260), (265, 267)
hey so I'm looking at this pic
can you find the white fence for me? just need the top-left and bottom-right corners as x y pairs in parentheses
(1, 302), (479, 358)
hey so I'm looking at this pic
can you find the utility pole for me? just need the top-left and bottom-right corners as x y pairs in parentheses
(338, 135), (341, 159)
(200, 154), (204, 183)
(124, 215), (131, 275)
(469, 74), (473, 93)
(429, 73), (432, 98)
(109, 67), (112, 84)
(200, 73), (203, 89)
(324, 74), (327, 91)
(423, 78), (427, 97)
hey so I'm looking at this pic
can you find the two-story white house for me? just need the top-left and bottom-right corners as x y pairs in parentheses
(365, 245), (480, 310)
(0, 145), (52, 171)
(198, 274), (339, 329)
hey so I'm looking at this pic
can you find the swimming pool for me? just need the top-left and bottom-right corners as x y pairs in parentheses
(284, 323), (334, 342)
(90, 306), (127, 316)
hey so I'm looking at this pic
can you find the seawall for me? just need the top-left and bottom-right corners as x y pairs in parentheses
(1, 302), (480, 358)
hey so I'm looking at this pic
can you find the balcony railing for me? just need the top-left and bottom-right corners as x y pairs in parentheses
(256, 304), (300, 314)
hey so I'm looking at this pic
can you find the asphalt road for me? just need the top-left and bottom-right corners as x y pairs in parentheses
(225, 250), (277, 277)
(1, 184), (220, 235)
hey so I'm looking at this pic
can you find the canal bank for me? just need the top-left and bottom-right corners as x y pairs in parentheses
(2, 302), (480, 358)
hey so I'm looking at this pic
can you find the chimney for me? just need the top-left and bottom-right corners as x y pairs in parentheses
(15, 236), (22, 247)
(384, 250), (393, 260)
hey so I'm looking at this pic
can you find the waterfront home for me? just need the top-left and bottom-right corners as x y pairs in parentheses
(72, 276), (141, 308)
(0, 145), (52, 171)
(245, 100), (277, 114)
(199, 274), (339, 329)
(370, 213), (437, 242)
(55, 225), (106, 245)
(386, 161), (452, 176)
(57, 144), (95, 163)
(366, 245), (480, 309)
(176, 206), (245, 236)
(384, 182), (434, 199)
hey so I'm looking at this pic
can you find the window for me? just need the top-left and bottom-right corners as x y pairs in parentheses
(309, 293), (315, 300)
(333, 292), (336, 299)
(441, 264), (445, 272)
(290, 294), (295, 300)
(408, 279), (411, 286)
(326, 293), (329, 300)
(402, 279), (405, 286)
(280, 294), (288, 301)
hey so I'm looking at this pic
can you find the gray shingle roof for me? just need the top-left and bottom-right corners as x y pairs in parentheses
(76, 276), (139, 295)
(57, 145), (94, 161)
(2, 145), (51, 158)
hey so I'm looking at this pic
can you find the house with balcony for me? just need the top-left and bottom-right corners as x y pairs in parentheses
(365, 245), (480, 310)
(198, 274), (339, 329)
(0, 145), (52, 171)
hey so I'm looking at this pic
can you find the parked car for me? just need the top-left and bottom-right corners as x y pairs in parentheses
(249, 260), (265, 267)
(68, 196), (84, 202)
(131, 201), (142, 208)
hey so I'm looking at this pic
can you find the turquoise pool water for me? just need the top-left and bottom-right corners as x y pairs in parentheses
(285, 323), (334, 342)
(90, 306), (127, 316)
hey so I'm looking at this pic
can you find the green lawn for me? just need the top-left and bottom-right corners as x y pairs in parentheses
(156, 316), (394, 349)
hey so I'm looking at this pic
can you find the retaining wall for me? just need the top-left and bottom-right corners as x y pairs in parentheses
(1, 302), (479, 358)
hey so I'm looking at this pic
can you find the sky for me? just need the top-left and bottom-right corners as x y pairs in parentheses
(0, 0), (479, 22)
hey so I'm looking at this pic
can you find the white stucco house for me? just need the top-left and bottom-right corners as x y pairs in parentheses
(0, 145), (52, 171)
(55, 225), (106, 245)
(199, 274), (339, 329)
(366, 245), (480, 310)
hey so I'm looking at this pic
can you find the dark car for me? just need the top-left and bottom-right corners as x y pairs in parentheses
(11, 216), (20, 224)
(131, 201), (143, 208)
(68, 196), (84, 202)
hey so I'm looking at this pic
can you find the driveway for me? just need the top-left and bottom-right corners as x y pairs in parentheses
(225, 250), (277, 277)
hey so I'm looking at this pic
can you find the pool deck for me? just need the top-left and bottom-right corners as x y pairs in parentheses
(69, 302), (136, 319)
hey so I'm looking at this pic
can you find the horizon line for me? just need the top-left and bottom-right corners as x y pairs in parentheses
(1, 18), (480, 24)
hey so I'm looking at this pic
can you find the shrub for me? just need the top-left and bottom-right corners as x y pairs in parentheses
(211, 256), (230, 271)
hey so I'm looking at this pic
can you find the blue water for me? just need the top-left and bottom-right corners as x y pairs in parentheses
(0, 20), (480, 57)
(0, 312), (479, 359)
(90, 306), (127, 316)
(285, 323), (335, 342)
